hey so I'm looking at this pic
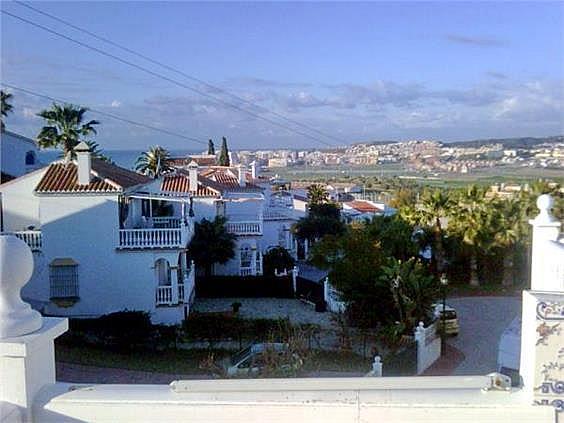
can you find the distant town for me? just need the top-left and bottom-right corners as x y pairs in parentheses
(232, 136), (564, 174)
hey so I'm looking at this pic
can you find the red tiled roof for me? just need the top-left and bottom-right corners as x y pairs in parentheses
(35, 159), (150, 194)
(345, 200), (383, 213)
(199, 167), (262, 193)
(161, 174), (219, 197)
(168, 156), (217, 167)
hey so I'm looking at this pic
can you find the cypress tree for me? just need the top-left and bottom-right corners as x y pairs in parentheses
(218, 136), (230, 166)
(207, 139), (215, 155)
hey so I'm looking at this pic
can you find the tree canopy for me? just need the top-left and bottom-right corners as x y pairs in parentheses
(218, 137), (230, 166)
(135, 146), (173, 178)
(189, 216), (236, 276)
(1, 90), (13, 131)
(208, 139), (215, 155)
(36, 103), (101, 162)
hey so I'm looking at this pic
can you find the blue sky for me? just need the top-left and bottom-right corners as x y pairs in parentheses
(1, 1), (563, 150)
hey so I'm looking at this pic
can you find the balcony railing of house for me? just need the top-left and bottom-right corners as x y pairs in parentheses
(227, 221), (263, 235)
(263, 209), (294, 220)
(1, 230), (42, 251)
(151, 216), (182, 228)
(240, 267), (254, 276)
(118, 221), (193, 249)
(155, 285), (173, 306)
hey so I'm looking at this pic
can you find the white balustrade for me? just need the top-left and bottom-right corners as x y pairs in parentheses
(263, 209), (293, 220)
(118, 228), (184, 249)
(1, 230), (42, 251)
(151, 216), (182, 228)
(155, 285), (173, 306)
(240, 268), (254, 276)
(227, 221), (263, 235)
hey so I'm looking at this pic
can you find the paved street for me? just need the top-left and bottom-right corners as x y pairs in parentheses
(447, 296), (521, 375)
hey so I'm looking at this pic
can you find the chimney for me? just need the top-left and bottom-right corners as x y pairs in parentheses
(75, 141), (92, 185)
(237, 164), (246, 187)
(187, 160), (198, 192)
(250, 161), (259, 179)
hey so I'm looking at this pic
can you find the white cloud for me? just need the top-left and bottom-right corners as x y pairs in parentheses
(110, 100), (121, 108)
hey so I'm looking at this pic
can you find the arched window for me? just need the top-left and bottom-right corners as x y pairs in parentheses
(154, 258), (171, 286)
(25, 151), (36, 165)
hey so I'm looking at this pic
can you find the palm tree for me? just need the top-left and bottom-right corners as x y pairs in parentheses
(448, 185), (491, 286)
(36, 103), (100, 162)
(1, 90), (14, 131)
(493, 198), (521, 286)
(307, 184), (329, 206)
(188, 216), (236, 276)
(404, 189), (454, 276)
(135, 146), (173, 178)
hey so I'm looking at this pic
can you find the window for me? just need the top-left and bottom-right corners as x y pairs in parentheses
(25, 151), (36, 165)
(155, 258), (171, 286)
(240, 244), (252, 268)
(49, 258), (79, 299)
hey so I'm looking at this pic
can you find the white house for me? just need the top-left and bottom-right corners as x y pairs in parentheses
(0, 130), (41, 183)
(341, 200), (396, 222)
(0, 143), (196, 324)
(161, 160), (299, 276)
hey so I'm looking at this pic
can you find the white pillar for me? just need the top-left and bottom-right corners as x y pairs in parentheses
(171, 267), (179, 304)
(520, 195), (564, 409)
(529, 195), (561, 291)
(251, 247), (257, 276)
(0, 235), (68, 421)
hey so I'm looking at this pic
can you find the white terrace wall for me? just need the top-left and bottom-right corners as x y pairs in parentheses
(23, 194), (186, 323)
(414, 321), (441, 375)
(520, 195), (563, 411)
(0, 168), (47, 232)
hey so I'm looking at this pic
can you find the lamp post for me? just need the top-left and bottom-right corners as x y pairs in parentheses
(440, 273), (448, 355)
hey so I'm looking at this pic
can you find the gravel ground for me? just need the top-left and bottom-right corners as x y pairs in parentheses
(193, 297), (337, 329)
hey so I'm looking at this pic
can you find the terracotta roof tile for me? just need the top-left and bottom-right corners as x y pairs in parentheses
(35, 158), (150, 194)
(345, 200), (383, 213)
(160, 174), (219, 197)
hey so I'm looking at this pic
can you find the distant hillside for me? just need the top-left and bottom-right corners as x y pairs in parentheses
(447, 136), (564, 149)
(352, 135), (563, 149)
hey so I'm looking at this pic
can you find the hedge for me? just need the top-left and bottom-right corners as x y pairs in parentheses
(195, 275), (294, 298)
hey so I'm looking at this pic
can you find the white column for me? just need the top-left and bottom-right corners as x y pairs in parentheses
(528, 195), (561, 291)
(0, 235), (68, 421)
(520, 195), (564, 409)
(251, 247), (257, 276)
(171, 266), (179, 304)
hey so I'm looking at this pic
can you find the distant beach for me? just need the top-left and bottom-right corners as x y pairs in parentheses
(38, 149), (202, 171)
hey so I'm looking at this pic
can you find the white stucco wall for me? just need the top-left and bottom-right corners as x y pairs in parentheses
(19, 193), (186, 322)
(0, 168), (47, 231)
(0, 131), (40, 178)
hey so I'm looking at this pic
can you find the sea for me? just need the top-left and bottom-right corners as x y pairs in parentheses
(38, 149), (202, 171)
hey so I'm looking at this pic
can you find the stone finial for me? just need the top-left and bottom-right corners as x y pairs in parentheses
(533, 194), (557, 224)
(0, 235), (42, 339)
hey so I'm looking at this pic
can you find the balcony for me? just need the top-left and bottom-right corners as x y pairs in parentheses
(263, 208), (294, 221)
(1, 230), (42, 251)
(227, 221), (263, 235)
(118, 220), (193, 250)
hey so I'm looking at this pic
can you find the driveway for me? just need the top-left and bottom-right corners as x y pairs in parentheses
(447, 296), (521, 375)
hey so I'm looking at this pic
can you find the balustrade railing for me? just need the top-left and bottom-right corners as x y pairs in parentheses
(151, 217), (182, 228)
(2, 230), (42, 251)
(178, 284), (185, 303)
(118, 226), (190, 249)
(227, 221), (262, 235)
(155, 286), (173, 306)
(263, 209), (293, 220)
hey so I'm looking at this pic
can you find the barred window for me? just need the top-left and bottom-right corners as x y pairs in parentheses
(49, 258), (79, 299)
(240, 244), (252, 268)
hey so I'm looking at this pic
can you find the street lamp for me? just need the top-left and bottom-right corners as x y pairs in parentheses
(440, 273), (448, 355)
